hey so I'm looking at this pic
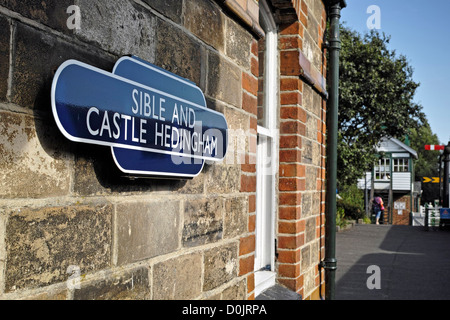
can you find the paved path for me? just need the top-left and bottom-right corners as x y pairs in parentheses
(335, 224), (450, 300)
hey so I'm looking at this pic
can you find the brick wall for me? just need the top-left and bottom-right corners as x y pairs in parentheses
(276, 0), (328, 300)
(0, 0), (328, 300)
(392, 194), (412, 226)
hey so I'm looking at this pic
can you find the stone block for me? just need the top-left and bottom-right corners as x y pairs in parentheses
(203, 242), (238, 291)
(0, 15), (9, 101)
(225, 17), (252, 70)
(16, 287), (68, 300)
(305, 113), (318, 140)
(221, 279), (247, 300)
(11, 22), (114, 111)
(182, 197), (223, 247)
(305, 166), (317, 191)
(205, 164), (240, 194)
(305, 217), (317, 243)
(0, 0), (73, 32)
(224, 196), (248, 239)
(0, 111), (71, 198)
(142, 0), (182, 24)
(207, 50), (242, 108)
(184, 0), (225, 52)
(303, 267), (316, 296)
(76, 0), (156, 62)
(0, 210), (5, 293)
(4, 203), (112, 292)
(302, 85), (321, 117)
(302, 192), (320, 218)
(302, 139), (321, 166)
(155, 17), (204, 87)
(115, 201), (180, 265)
(301, 244), (310, 272)
(222, 106), (250, 165)
(73, 266), (150, 300)
(152, 253), (202, 300)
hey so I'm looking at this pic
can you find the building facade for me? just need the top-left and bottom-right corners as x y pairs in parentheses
(0, 0), (330, 300)
(358, 137), (418, 225)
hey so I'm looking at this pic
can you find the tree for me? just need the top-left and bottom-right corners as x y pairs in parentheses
(409, 120), (441, 203)
(336, 25), (426, 187)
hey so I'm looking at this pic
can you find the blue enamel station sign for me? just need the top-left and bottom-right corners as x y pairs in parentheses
(51, 56), (228, 178)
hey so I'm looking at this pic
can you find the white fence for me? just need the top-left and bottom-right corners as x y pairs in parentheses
(412, 206), (441, 227)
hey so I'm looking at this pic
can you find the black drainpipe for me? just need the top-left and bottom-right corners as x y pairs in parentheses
(321, 0), (346, 301)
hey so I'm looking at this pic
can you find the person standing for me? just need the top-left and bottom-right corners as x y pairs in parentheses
(373, 196), (385, 225)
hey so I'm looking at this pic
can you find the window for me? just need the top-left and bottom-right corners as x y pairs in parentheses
(375, 158), (390, 180)
(393, 158), (409, 172)
(254, 0), (278, 296)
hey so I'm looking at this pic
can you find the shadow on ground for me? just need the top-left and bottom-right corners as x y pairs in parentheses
(335, 224), (450, 300)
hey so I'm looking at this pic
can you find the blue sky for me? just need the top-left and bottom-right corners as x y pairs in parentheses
(341, 0), (450, 144)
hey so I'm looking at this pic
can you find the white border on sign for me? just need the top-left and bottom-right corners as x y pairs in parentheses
(51, 59), (228, 177)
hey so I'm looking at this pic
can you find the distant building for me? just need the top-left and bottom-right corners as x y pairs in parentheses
(0, 0), (339, 300)
(358, 137), (419, 225)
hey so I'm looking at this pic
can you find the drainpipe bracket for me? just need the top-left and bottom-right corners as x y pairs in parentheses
(319, 259), (337, 271)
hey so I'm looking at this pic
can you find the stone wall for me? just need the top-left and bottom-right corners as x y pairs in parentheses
(0, 0), (329, 300)
(0, 0), (257, 300)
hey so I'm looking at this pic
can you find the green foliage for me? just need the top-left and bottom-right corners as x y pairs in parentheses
(409, 120), (441, 202)
(336, 207), (347, 229)
(337, 184), (365, 220)
(409, 120), (441, 179)
(336, 25), (426, 187)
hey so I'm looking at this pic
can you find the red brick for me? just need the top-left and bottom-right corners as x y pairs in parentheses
(280, 36), (303, 51)
(279, 206), (301, 219)
(278, 220), (305, 234)
(279, 21), (301, 36)
(279, 149), (301, 163)
(239, 255), (254, 276)
(300, 11), (308, 27)
(280, 135), (302, 149)
(280, 77), (302, 91)
(241, 162), (256, 173)
(279, 263), (300, 278)
(239, 234), (255, 256)
(247, 273), (255, 294)
(248, 213), (256, 232)
(280, 106), (307, 122)
(242, 72), (258, 96)
(279, 163), (305, 177)
(280, 51), (301, 76)
(277, 249), (301, 264)
(250, 116), (257, 131)
(281, 91), (301, 105)
(278, 234), (305, 249)
(242, 91), (257, 115)
(301, 0), (308, 15)
(280, 121), (305, 135)
(248, 194), (256, 213)
(279, 177), (305, 191)
(251, 57), (259, 77)
(278, 276), (303, 292)
(251, 39), (258, 56)
(241, 174), (256, 192)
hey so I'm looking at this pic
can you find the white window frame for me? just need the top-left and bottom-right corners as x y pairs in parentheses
(375, 158), (391, 181)
(393, 158), (409, 172)
(254, 0), (279, 297)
